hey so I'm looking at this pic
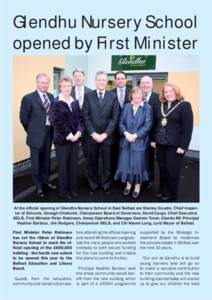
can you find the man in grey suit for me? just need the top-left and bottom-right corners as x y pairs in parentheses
(20, 73), (56, 198)
(82, 71), (120, 195)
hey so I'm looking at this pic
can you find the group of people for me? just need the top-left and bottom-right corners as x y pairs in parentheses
(20, 69), (193, 201)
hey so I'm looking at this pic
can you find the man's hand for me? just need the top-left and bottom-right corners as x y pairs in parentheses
(91, 132), (101, 142)
(98, 133), (108, 143)
(91, 132), (108, 143)
(176, 147), (185, 154)
(151, 142), (156, 148)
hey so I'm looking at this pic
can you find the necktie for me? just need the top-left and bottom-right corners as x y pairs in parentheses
(77, 87), (83, 108)
(43, 94), (50, 113)
(99, 92), (103, 104)
(119, 88), (124, 108)
(144, 93), (148, 103)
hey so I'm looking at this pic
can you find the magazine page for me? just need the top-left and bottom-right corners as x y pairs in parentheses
(0, 0), (211, 300)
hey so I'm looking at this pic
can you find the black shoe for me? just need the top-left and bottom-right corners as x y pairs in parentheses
(89, 188), (95, 195)
(123, 188), (131, 196)
(132, 190), (140, 199)
(43, 183), (57, 191)
(58, 193), (72, 201)
(104, 189), (111, 196)
(70, 192), (79, 197)
(36, 189), (45, 198)
(146, 181), (153, 190)
(143, 181), (152, 190)
(156, 193), (163, 198)
(161, 196), (176, 201)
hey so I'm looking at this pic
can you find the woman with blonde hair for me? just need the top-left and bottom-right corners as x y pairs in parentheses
(151, 82), (193, 201)
(50, 76), (84, 200)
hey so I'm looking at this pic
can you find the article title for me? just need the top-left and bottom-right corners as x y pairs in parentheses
(12, 14), (198, 53)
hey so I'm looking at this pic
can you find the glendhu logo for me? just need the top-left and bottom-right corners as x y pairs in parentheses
(112, 55), (156, 71)
(118, 56), (146, 66)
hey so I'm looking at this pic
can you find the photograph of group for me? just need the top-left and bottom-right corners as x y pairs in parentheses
(13, 55), (199, 203)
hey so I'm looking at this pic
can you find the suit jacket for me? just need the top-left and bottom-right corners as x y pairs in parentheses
(82, 90), (120, 145)
(154, 100), (193, 150)
(71, 86), (92, 108)
(49, 98), (84, 145)
(20, 90), (54, 149)
(111, 87), (131, 108)
(146, 91), (160, 141)
(119, 103), (153, 151)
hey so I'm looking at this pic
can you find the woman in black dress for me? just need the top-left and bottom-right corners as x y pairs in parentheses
(151, 83), (193, 201)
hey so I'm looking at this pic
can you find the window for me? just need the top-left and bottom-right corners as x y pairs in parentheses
(53, 68), (64, 97)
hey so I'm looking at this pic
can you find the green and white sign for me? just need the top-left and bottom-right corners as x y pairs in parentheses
(111, 55), (156, 71)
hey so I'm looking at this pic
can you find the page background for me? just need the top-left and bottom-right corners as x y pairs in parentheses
(0, 0), (211, 299)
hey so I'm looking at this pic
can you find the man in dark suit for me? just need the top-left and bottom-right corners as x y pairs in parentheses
(140, 76), (160, 189)
(82, 71), (120, 195)
(20, 73), (56, 198)
(71, 69), (92, 164)
(71, 68), (92, 109)
(111, 71), (131, 109)
(111, 71), (131, 175)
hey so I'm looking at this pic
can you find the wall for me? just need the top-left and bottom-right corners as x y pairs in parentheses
(65, 56), (89, 84)
(13, 56), (65, 163)
(168, 72), (199, 150)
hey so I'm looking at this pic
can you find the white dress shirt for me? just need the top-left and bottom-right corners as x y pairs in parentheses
(97, 89), (105, 99)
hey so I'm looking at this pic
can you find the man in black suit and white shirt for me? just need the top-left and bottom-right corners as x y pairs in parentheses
(20, 73), (56, 198)
(140, 75), (160, 189)
(111, 71), (131, 174)
(82, 71), (120, 195)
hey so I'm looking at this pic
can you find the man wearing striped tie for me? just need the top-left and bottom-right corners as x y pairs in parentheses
(20, 73), (56, 198)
